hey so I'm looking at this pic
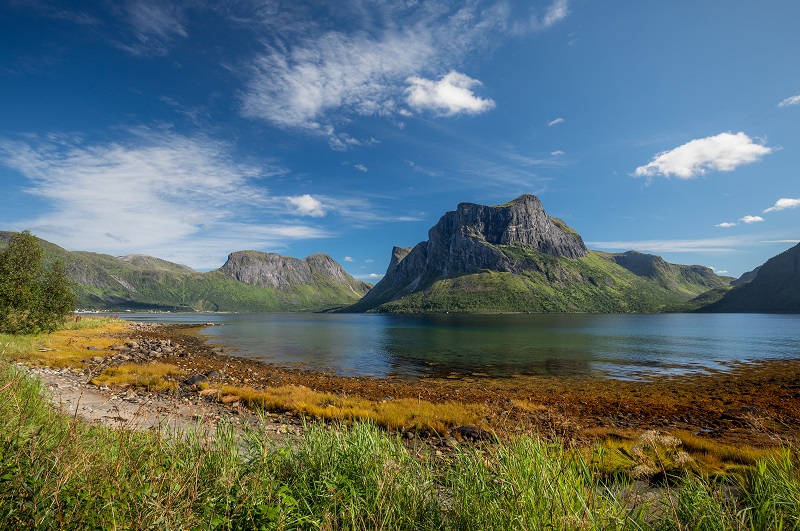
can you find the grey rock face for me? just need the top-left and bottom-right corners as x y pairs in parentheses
(218, 250), (371, 295)
(353, 194), (587, 309)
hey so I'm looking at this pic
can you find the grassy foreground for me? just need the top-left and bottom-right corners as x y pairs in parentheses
(1, 358), (800, 529)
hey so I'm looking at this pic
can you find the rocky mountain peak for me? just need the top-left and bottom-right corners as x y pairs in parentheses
(431, 194), (588, 259)
(348, 194), (589, 311)
(218, 250), (370, 295)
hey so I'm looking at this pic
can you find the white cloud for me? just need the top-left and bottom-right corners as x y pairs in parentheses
(354, 164), (368, 172)
(355, 273), (384, 280)
(550, 150), (565, 156)
(547, 117), (564, 127)
(115, 1), (188, 56)
(0, 130), (328, 269)
(740, 215), (765, 224)
(541, 0), (570, 28)
(512, 0), (570, 33)
(344, 256), (354, 262)
(365, 259), (375, 263)
(634, 132), (774, 179)
(405, 71), (495, 116)
(764, 197), (800, 213)
(286, 194), (326, 217)
(778, 94), (800, 107)
(716, 222), (737, 228)
(588, 236), (750, 253)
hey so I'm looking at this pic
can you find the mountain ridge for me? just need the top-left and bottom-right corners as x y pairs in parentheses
(0, 232), (370, 312)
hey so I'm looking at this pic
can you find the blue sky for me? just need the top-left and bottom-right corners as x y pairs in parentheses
(1, 1), (798, 281)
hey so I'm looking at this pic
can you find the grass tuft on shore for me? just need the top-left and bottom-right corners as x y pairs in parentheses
(214, 383), (486, 435)
(0, 316), (128, 367)
(90, 362), (186, 391)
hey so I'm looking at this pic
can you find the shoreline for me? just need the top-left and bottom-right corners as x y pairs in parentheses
(47, 321), (797, 450)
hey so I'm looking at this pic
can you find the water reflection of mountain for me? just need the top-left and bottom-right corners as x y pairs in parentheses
(123, 313), (800, 381)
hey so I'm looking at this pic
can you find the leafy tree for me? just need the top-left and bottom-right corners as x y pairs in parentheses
(0, 231), (76, 334)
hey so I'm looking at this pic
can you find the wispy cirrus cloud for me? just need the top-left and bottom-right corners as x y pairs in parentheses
(239, 1), (568, 145)
(113, 1), (189, 56)
(0, 129), (328, 269)
(547, 117), (564, 127)
(764, 197), (800, 213)
(778, 94), (800, 107)
(634, 132), (774, 180)
(588, 236), (750, 253)
(511, 0), (570, 34)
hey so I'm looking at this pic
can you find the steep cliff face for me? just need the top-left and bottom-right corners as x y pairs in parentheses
(350, 195), (589, 310)
(698, 243), (800, 313)
(218, 250), (371, 296)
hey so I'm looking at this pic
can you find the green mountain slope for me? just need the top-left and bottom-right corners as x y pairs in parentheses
(696, 242), (800, 313)
(0, 232), (371, 312)
(372, 249), (729, 314)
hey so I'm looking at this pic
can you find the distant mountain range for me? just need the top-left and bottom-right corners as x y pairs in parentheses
(0, 232), (371, 312)
(2, 194), (796, 314)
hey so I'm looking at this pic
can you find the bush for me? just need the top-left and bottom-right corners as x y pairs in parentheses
(0, 231), (75, 334)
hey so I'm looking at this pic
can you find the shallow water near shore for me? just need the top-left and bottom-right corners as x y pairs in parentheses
(115, 312), (800, 381)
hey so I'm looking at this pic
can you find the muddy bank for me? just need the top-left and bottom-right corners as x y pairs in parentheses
(66, 322), (799, 448)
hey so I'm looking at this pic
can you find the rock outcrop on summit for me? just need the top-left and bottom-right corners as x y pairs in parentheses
(346, 194), (730, 313)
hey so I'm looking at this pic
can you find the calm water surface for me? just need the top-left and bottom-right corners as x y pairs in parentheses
(118, 313), (800, 380)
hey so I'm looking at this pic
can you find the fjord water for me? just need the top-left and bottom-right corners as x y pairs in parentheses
(123, 313), (800, 380)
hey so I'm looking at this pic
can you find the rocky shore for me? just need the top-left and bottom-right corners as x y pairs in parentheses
(26, 322), (800, 450)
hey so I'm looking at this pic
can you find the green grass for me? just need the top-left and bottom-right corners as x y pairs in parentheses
(373, 249), (727, 314)
(2, 356), (800, 529)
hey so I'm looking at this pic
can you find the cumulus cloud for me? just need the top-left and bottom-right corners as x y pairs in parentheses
(405, 71), (495, 116)
(739, 215), (764, 224)
(778, 94), (800, 107)
(286, 194), (326, 217)
(550, 150), (565, 156)
(344, 256), (354, 262)
(0, 130), (327, 269)
(547, 117), (564, 127)
(764, 197), (800, 213)
(716, 222), (737, 228)
(634, 132), (773, 179)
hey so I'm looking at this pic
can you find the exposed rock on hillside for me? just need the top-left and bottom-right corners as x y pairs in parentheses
(218, 251), (371, 296)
